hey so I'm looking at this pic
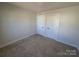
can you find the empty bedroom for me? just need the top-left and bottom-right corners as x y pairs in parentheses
(0, 2), (79, 57)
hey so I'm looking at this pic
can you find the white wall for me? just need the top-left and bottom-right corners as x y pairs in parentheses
(58, 6), (79, 49)
(37, 6), (79, 49)
(0, 3), (36, 48)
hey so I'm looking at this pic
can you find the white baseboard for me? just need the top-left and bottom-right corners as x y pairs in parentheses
(0, 33), (36, 48)
(37, 33), (79, 51)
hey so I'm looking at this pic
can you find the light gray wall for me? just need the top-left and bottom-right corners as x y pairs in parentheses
(37, 5), (79, 49)
(58, 6), (79, 48)
(0, 3), (36, 47)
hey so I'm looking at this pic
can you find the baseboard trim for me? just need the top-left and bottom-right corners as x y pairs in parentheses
(37, 33), (79, 51)
(0, 33), (36, 48)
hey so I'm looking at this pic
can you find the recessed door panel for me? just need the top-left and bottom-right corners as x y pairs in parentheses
(37, 14), (46, 36)
(46, 13), (60, 39)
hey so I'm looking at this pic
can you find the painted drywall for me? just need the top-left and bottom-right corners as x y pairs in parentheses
(58, 7), (79, 49)
(37, 5), (79, 49)
(0, 3), (36, 48)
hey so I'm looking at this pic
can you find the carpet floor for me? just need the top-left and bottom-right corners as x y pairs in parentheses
(0, 34), (79, 57)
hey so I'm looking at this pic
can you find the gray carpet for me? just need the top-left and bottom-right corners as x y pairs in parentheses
(0, 34), (79, 57)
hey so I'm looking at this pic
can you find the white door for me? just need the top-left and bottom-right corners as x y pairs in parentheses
(37, 14), (46, 36)
(46, 13), (60, 39)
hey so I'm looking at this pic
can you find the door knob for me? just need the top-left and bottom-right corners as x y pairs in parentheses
(42, 26), (44, 29)
(47, 27), (50, 30)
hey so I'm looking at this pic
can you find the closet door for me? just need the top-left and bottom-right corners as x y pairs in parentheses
(46, 13), (60, 39)
(37, 14), (46, 36)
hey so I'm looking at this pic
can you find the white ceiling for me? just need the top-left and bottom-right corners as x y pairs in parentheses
(11, 2), (79, 13)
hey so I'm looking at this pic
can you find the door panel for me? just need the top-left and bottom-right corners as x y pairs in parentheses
(46, 13), (60, 39)
(37, 14), (46, 36)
